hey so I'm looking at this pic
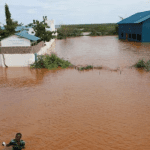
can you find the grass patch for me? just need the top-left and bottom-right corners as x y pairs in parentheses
(79, 65), (93, 71)
(30, 52), (73, 70)
(134, 59), (150, 71)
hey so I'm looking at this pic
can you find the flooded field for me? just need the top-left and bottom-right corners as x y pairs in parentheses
(0, 36), (150, 150)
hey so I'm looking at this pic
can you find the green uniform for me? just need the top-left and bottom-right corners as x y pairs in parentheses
(8, 139), (25, 150)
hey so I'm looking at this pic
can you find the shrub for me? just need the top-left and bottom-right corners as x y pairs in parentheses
(30, 53), (72, 70)
(134, 59), (146, 68)
(79, 65), (93, 71)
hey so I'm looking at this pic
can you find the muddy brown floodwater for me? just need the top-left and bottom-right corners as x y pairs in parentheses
(0, 36), (150, 150)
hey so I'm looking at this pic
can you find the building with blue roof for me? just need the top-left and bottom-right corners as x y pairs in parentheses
(0, 25), (40, 47)
(0, 26), (39, 42)
(117, 10), (150, 42)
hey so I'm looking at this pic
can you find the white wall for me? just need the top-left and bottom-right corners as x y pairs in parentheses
(0, 54), (4, 67)
(45, 19), (55, 32)
(28, 28), (35, 36)
(37, 39), (55, 55)
(1, 35), (31, 47)
(0, 54), (35, 67)
(0, 39), (55, 67)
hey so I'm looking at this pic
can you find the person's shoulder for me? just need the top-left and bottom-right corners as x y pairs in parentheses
(10, 139), (16, 144)
(20, 140), (25, 144)
(10, 139), (16, 142)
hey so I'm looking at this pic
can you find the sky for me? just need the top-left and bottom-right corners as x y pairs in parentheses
(0, 0), (150, 26)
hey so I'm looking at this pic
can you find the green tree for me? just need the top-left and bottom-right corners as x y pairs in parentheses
(29, 16), (53, 42)
(0, 4), (19, 39)
(4, 3), (18, 36)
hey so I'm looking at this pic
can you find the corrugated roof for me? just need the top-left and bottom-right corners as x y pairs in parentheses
(0, 26), (40, 41)
(15, 31), (40, 41)
(0, 26), (30, 31)
(117, 10), (150, 24)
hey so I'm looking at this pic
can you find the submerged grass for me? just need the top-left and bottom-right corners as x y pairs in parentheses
(79, 65), (93, 71)
(30, 52), (73, 70)
(134, 59), (150, 71)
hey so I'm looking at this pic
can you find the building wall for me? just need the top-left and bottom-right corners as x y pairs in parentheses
(142, 18), (150, 42)
(1, 35), (31, 47)
(0, 41), (45, 54)
(118, 23), (142, 42)
(28, 28), (35, 36)
(45, 19), (55, 32)
(37, 39), (55, 55)
(0, 54), (4, 67)
(31, 41), (45, 53)
(0, 54), (35, 67)
(0, 39), (55, 67)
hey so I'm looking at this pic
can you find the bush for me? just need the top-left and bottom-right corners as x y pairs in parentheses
(30, 53), (72, 70)
(134, 59), (146, 68)
(134, 59), (150, 71)
(145, 60), (150, 71)
(79, 65), (93, 71)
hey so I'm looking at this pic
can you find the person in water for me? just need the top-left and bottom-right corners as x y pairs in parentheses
(6, 133), (25, 150)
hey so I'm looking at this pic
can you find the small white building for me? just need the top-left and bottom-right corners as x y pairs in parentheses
(45, 19), (55, 32)
(1, 35), (31, 47)
(28, 28), (35, 36)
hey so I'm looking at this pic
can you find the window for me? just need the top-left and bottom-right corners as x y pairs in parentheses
(137, 34), (141, 41)
(129, 34), (131, 38)
(132, 34), (136, 39)
(121, 33), (123, 37)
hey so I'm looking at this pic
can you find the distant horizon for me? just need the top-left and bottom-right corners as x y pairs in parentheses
(0, 22), (118, 27)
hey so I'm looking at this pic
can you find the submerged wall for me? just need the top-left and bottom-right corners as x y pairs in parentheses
(0, 39), (55, 67)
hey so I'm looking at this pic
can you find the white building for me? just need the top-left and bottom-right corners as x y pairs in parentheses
(45, 19), (55, 32)
(28, 28), (35, 36)
(1, 35), (31, 47)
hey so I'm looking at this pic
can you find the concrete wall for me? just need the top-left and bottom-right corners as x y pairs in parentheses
(0, 41), (45, 54)
(0, 54), (35, 67)
(0, 39), (55, 67)
(37, 39), (55, 55)
(0, 54), (4, 67)
(1, 35), (31, 47)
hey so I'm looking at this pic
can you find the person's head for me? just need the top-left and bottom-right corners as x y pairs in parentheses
(15, 133), (22, 141)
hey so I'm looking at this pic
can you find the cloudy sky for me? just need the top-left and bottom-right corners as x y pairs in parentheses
(0, 0), (150, 26)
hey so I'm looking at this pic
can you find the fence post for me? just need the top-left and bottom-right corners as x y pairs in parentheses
(34, 53), (38, 62)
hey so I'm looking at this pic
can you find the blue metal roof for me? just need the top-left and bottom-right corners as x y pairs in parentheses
(15, 26), (30, 31)
(0, 26), (5, 30)
(15, 31), (40, 41)
(0, 26), (40, 41)
(117, 10), (150, 24)
(0, 26), (30, 31)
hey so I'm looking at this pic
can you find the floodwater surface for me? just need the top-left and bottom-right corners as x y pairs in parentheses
(0, 36), (150, 150)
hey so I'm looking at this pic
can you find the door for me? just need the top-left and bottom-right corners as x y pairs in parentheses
(126, 33), (128, 39)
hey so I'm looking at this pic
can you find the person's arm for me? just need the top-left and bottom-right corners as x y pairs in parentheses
(6, 143), (11, 147)
(6, 140), (15, 147)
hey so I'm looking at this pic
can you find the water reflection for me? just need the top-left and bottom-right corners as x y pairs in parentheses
(0, 67), (64, 88)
